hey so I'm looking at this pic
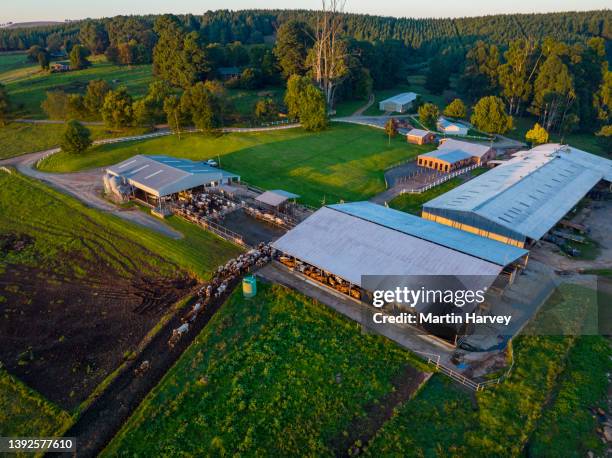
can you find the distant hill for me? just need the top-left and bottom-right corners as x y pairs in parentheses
(0, 21), (63, 29)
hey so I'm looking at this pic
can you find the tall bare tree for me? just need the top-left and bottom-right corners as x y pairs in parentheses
(307, 0), (349, 108)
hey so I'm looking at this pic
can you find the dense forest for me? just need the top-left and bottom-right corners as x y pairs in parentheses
(1, 9), (609, 55)
(0, 9), (610, 139)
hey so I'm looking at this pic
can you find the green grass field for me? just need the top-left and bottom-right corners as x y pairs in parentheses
(0, 122), (150, 160)
(1, 57), (153, 119)
(0, 170), (241, 279)
(0, 52), (38, 75)
(102, 283), (426, 457)
(388, 168), (487, 215)
(38, 123), (433, 206)
(226, 87), (285, 124)
(0, 369), (72, 437)
(364, 285), (609, 457)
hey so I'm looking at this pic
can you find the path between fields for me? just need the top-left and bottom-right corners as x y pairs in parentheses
(1, 123), (302, 239)
(350, 93), (375, 116)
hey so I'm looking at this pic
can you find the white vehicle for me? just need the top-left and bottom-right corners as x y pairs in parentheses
(206, 159), (218, 167)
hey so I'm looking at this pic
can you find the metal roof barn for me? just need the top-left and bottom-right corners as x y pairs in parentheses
(255, 190), (300, 207)
(106, 155), (240, 197)
(379, 92), (418, 113)
(423, 144), (611, 241)
(272, 202), (528, 288)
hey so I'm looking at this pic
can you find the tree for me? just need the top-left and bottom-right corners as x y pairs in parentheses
(163, 95), (188, 139)
(133, 80), (173, 126)
(284, 75), (327, 131)
(384, 118), (398, 145)
(101, 87), (133, 128)
(61, 120), (92, 154)
(83, 79), (111, 115)
(418, 103), (440, 130)
(254, 98), (277, 121)
(273, 20), (312, 79)
(79, 21), (109, 54)
(459, 41), (500, 101)
(0, 83), (10, 126)
(69, 45), (90, 70)
(498, 39), (540, 116)
(307, 0), (349, 108)
(425, 56), (450, 95)
(443, 98), (467, 119)
(471, 96), (513, 134)
(37, 50), (50, 70)
(530, 49), (575, 132)
(595, 125), (612, 152)
(525, 122), (549, 145)
(42, 91), (70, 119)
(180, 82), (221, 132)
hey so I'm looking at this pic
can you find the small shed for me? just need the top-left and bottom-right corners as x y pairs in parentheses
(255, 190), (300, 211)
(50, 61), (70, 72)
(406, 128), (435, 145)
(378, 92), (418, 113)
(437, 117), (469, 136)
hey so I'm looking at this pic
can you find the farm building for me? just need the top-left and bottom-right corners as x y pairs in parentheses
(273, 201), (529, 344)
(218, 67), (241, 80)
(50, 61), (70, 72)
(379, 92), (418, 113)
(437, 117), (469, 136)
(406, 128), (435, 145)
(255, 189), (299, 210)
(423, 144), (612, 248)
(417, 138), (494, 172)
(104, 155), (240, 207)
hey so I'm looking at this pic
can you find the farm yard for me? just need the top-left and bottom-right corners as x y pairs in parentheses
(38, 123), (433, 206)
(0, 170), (240, 425)
(102, 283), (429, 457)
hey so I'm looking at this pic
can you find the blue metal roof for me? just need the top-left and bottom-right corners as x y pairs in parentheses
(419, 149), (473, 164)
(327, 201), (528, 266)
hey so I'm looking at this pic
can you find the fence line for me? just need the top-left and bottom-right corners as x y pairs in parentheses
(397, 164), (478, 195)
(172, 207), (248, 248)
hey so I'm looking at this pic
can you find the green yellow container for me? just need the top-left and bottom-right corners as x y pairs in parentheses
(242, 275), (257, 298)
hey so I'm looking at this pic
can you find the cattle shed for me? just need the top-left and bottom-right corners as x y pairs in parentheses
(423, 144), (612, 248)
(437, 117), (469, 136)
(105, 155), (240, 207)
(379, 92), (418, 113)
(407, 128), (435, 145)
(417, 138), (493, 172)
(273, 202), (528, 343)
(255, 190), (300, 208)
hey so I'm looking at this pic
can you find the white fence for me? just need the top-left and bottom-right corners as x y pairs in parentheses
(397, 164), (479, 195)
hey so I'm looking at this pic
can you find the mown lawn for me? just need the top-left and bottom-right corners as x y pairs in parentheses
(0, 170), (241, 279)
(38, 123), (433, 206)
(0, 369), (72, 437)
(0, 122), (150, 159)
(102, 283), (427, 457)
(2, 58), (153, 118)
(0, 51), (37, 75)
(364, 284), (610, 457)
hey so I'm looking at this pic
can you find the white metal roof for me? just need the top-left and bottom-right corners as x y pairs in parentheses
(255, 190), (300, 207)
(407, 128), (431, 138)
(380, 92), (418, 106)
(438, 138), (491, 157)
(424, 144), (611, 240)
(106, 155), (239, 197)
(272, 205), (518, 287)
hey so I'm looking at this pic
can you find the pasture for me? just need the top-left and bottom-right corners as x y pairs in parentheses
(0, 122), (150, 159)
(0, 170), (239, 423)
(1, 57), (153, 118)
(102, 283), (427, 457)
(38, 123), (433, 206)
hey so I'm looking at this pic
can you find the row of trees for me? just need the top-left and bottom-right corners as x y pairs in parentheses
(454, 37), (610, 135)
(1, 9), (608, 56)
